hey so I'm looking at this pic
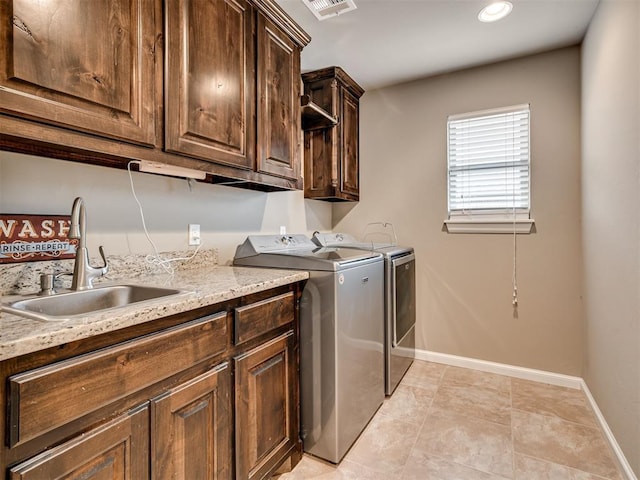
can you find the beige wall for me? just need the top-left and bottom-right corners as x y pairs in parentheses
(0, 21), (637, 474)
(0, 152), (332, 264)
(582, 0), (640, 475)
(334, 47), (584, 375)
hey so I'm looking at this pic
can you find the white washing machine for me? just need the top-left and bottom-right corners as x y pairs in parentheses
(233, 234), (385, 463)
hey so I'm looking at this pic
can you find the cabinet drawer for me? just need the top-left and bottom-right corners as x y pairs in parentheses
(8, 312), (228, 447)
(234, 292), (295, 345)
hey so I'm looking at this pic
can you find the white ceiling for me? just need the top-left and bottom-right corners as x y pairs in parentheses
(276, 0), (599, 90)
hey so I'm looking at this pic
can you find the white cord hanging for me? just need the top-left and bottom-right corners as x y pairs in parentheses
(127, 161), (202, 275)
(512, 215), (518, 307)
(510, 111), (519, 308)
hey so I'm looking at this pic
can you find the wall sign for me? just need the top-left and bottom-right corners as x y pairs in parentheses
(0, 215), (78, 264)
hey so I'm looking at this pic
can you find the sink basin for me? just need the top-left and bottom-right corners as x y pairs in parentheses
(1, 285), (191, 322)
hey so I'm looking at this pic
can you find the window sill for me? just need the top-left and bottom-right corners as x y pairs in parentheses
(444, 218), (535, 234)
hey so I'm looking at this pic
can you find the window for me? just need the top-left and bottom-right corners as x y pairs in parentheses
(445, 104), (534, 233)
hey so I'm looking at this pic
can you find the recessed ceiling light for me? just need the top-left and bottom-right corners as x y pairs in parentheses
(478, 1), (513, 22)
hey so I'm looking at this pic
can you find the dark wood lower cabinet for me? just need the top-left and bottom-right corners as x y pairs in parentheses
(0, 284), (302, 480)
(152, 362), (231, 480)
(235, 331), (297, 480)
(9, 404), (149, 480)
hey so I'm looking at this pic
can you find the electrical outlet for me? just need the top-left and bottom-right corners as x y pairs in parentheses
(188, 224), (201, 246)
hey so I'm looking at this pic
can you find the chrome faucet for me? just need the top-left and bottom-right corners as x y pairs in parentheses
(68, 197), (108, 290)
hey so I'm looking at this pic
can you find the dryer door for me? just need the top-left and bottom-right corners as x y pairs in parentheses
(392, 253), (416, 347)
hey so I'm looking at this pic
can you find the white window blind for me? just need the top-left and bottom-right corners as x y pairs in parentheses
(447, 104), (530, 217)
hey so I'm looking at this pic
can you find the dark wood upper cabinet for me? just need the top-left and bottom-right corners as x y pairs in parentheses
(256, 15), (301, 181)
(0, 0), (310, 192)
(0, 0), (156, 146)
(165, 0), (255, 169)
(165, 0), (303, 182)
(302, 67), (365, 202)
(340, 88), (360, 198)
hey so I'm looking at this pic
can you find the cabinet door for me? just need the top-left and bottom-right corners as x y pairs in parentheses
(9, 405), (149, 480)
(235, 330), (297, 480)
(256, 15), (301, 181)
(165, 0), (255, 169)
(0, 0), (156, 146)
(340, 87), (360, 198)
(304, 127), (337, 198)
(152, 363), (231, 480)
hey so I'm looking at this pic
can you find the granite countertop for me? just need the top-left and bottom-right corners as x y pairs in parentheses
(0, 266), (308, 362)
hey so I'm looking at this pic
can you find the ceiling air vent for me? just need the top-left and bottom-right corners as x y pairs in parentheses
(303, 0), (357, 20)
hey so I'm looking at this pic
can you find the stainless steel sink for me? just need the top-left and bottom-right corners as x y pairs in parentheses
(1, 285), (191, 322)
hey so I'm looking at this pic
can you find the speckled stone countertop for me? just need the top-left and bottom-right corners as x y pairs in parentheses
(0, 266), (308, 362)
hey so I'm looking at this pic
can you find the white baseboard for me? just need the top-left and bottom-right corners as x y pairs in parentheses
(415, 349), (583, 388)
(415, 349), (638, 480)
(580, 379), (638, 480)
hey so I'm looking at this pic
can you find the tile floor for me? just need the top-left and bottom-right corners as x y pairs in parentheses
(274, 360), (625, 480)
